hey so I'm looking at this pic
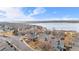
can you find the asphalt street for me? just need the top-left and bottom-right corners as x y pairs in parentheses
(0, 36), (32, 51)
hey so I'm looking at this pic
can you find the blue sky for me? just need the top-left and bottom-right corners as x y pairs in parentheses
(22, 7), (79, 19)
(0, 7), (79, 21)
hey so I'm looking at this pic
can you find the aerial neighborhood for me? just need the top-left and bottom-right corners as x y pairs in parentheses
(0, 22), (78, 51)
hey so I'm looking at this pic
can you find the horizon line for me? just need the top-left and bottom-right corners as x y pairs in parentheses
(1, 20), (79, 23)
(19, 20), (79, 23)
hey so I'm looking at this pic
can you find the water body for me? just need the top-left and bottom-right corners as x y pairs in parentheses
(28, 23), (79, 32)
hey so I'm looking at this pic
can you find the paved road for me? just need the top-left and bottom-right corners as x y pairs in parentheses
(0, 38), (17, 51)
(0, 36), (32, 51)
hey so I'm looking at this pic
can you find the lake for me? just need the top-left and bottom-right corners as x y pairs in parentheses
(28, 23), (79, 32)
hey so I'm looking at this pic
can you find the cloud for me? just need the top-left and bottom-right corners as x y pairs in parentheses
(27, 7), (46, 17)
(0, 7), (26, 18)
(0, 7), (36, 21)
(0, 7), (47, 22)
(0, 9), (6, 18)
(44, 16), (79, 21)
(58, 17), (79, 20)
(61, 17), (79, 20)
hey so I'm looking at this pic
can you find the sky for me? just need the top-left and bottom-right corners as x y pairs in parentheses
(0, 7), (79, 31)
(0, 7), (79, 22)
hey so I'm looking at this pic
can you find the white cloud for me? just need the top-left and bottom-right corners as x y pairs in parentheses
(59, 17), (79, 20)
(0, 7), (47, 22)
(0, 7), (36, 21)
(0, 7), (26, 18)
(28, 7), (46, 17)
(42, 17), (79, 21)
(62, 17), (79, 20)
